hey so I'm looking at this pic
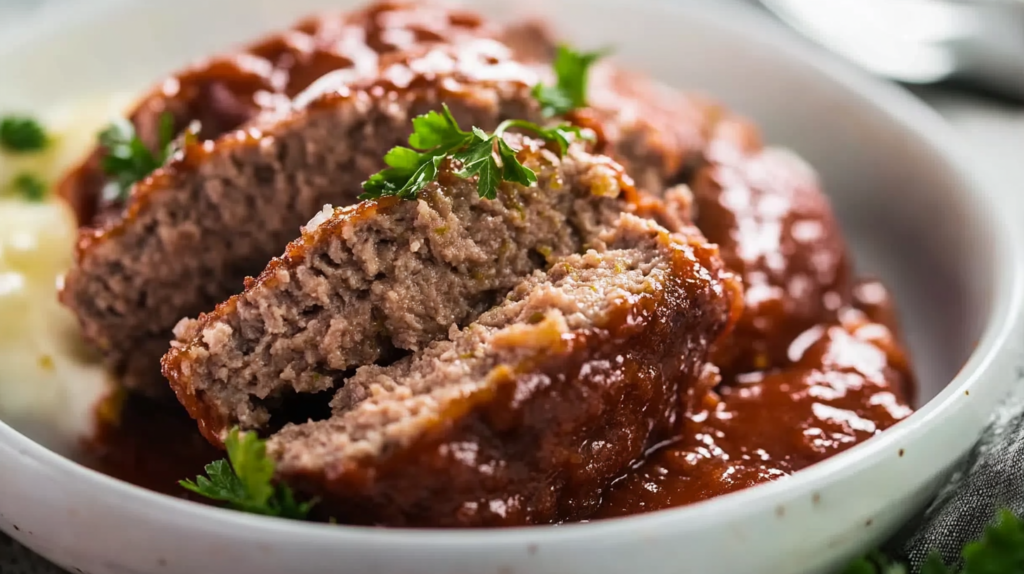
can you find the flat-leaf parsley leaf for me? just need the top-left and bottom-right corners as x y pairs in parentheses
(0, 115), (49, 153)
(844, 509), (1024, 574)
(180, 428), (316, 519)
(98, 113), (198, 202)
(360, 104), (589, 201)
(5, 171), (48, 201)
(532, 45), (608, 117)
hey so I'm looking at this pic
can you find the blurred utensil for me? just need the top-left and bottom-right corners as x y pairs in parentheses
(760, 0), (1024, 102)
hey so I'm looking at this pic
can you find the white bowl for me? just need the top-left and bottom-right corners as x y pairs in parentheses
(1, 0), (1022, 573)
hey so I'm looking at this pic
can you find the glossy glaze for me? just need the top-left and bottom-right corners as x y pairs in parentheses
(79, 394), (220, 499)
(84, 296), (914, 521)
(596, 305), (913, 517)
(270, 221), (739, 527)
(692, 118), (852, 378)
(75, 83), (920, 525)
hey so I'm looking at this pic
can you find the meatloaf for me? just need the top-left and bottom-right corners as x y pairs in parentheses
(265, 211), (738, 527)
(162, 135), (675, 444)
(61, 37), (542, 397)
(60, 2), (724, 397)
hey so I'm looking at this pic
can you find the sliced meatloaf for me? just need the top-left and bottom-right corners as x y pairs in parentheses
(688, 118), (852, 377)
(60, 29), (723, 398)
(581, 64), (720, 194)
(266, 212), (740, 527)
(60, 1), (730, 397)
(61, 38), (543, 396)
(162, 135), (658, 444)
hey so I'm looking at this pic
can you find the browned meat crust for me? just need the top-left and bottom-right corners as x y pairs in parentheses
(266, 212), (739, 527)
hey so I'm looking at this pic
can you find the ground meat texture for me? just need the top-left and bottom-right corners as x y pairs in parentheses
(162, 136), (658, 444)
(60, 39), (543, 397)
(689, 118), (852, 377)
(267, 212), (740, 527)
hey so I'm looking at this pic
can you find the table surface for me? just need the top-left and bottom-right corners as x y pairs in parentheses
(1, 0), (1022, 572)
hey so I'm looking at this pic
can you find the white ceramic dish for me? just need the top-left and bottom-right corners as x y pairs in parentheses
(1, 0), (1022, 573)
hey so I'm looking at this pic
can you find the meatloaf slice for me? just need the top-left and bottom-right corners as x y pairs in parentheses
(267, 212), (740, 527)
(62, 38), (542, 397)
(162, 135), (648, 444)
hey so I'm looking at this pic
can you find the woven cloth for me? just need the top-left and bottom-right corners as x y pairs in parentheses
(885, 376), (1024, 570)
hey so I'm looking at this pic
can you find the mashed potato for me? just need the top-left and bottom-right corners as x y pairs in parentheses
(0, 94), (133, 453)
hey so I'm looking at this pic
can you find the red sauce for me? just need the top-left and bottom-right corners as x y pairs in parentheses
(78, 394), (221, 500)
(73, 159), (919, 520)
(595, 306), (913, 517)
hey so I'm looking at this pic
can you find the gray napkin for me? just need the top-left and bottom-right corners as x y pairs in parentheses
(885, 372), (1024, 570)
(0, 536), (63, 574)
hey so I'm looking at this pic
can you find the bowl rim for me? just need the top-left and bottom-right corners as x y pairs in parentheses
(1, 0), (1022, 545)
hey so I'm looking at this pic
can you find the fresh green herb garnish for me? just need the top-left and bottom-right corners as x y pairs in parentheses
(5, 173), (48, 202)
(532, 45), (607, 118)
(0, 115), (49, 153)
(845, 550), (910, 574)
(180, 428), (316, 519)
(845, 509), (1024, 574)
(360, 104), (588, 201)
(98, 113), (197, 202)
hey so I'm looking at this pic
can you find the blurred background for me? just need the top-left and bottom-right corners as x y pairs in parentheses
(750, 0), (1024, 208)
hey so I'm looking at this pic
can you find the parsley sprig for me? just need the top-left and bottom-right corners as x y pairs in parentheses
(0, 115), (49, 153)
(98, 113), (196, 202)
(532, 45), (607, 118)
(6, 173), (48, 202)
(360, 104), (587, 201)
(180, 428), (315, 519)
(845, 509), (1024, 574)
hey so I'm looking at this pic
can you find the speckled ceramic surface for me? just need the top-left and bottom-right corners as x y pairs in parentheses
(0, 535), (64, 574)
